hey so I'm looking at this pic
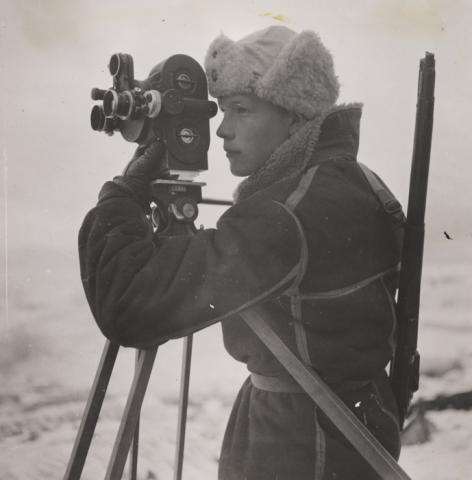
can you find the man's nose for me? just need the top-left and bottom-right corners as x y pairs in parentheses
(216, 114), (234, 140)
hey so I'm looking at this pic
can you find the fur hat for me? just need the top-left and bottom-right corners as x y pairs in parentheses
(204, 25), (340, 119)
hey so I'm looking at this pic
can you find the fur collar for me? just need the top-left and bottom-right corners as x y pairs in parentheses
(234, 103), (363, 202)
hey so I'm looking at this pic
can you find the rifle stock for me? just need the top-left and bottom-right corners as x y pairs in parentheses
(390, 53), (435, 427)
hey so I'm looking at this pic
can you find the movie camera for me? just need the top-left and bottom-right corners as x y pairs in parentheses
(90, 53), (221, 234)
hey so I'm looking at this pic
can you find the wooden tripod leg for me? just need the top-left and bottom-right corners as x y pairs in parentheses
(129, 417), (140, 480)
(63, 340), (120, 480)
(174, 335), (193, 480)
(105, 346), (158, 480)
(129, 350), (143, 480)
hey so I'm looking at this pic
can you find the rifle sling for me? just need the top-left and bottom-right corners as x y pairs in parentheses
(357, 162), (405, 224)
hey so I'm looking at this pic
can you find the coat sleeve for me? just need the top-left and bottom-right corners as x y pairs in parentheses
(78, 181), (302, 348)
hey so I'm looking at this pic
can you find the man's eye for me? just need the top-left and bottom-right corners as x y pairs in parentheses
(235, 106), (249, 114)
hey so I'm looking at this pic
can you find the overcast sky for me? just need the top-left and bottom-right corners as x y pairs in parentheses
(1, 0), (471, 256)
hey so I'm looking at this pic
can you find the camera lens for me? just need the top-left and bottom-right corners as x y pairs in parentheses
(109, 54), (121, 77)
(115, 91), (134, 120)
(90, 105), (105, 131)
(144, 90), (162, 118)
(103, 90), (118, 117)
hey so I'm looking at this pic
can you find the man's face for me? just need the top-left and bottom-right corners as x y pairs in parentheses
(216, 94), (294, 177)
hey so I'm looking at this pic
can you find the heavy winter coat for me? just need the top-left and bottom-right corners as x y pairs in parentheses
(79, 104), (403, 479)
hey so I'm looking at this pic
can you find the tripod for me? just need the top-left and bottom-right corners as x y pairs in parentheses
(64, 179), (231, 480)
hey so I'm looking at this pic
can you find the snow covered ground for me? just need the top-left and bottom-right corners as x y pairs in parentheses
(0, 238), (471, 479)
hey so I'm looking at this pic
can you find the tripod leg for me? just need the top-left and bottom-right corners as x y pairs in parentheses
(105, 346), (158, 480)
(129, 417), (140, 480)
(63, 340), (120, 480)
(174, 335), (193, 480)
(129, 350), (143, 480)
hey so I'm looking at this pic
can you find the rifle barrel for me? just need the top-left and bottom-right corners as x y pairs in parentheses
(390, 52), (435, 427)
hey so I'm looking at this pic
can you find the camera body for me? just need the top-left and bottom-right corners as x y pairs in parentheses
(91, 53), (217, 174)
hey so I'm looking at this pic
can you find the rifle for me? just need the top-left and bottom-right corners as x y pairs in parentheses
(390, 52), (436, 427)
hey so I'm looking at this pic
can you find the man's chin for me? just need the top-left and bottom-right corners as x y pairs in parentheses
(229, 162), (250, 177)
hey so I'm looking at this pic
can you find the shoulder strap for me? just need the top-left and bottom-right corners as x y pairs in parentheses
(357, 162), (405, 224)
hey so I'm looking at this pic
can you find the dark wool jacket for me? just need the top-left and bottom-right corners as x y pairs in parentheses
(79, 105), (403, 389)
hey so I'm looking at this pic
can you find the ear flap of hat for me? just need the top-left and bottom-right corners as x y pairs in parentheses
(255, 30), (340, 118)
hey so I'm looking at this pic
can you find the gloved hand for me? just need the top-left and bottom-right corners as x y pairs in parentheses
(122, 140), (166, 179)
(113, 139), (166, 208)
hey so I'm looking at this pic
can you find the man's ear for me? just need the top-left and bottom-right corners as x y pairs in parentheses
(288, 113), (306, 136)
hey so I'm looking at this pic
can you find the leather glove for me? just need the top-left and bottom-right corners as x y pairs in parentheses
(113, 140), (166, 208)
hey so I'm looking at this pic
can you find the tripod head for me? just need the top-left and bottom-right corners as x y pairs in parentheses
(150, 178), (205, 237)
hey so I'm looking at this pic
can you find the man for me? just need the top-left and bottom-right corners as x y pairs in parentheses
(79, 26), (403, 479)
